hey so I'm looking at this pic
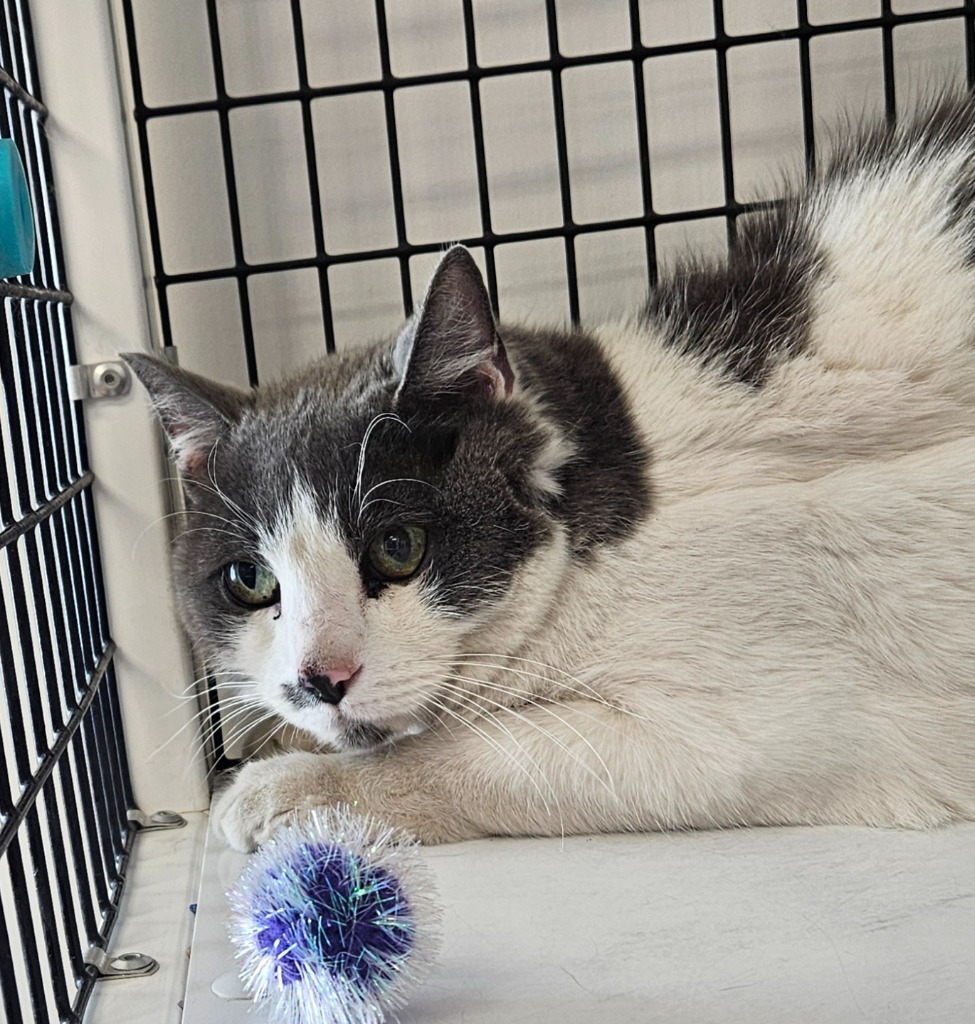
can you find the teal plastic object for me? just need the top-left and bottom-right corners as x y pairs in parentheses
(0, 139), (35, 279)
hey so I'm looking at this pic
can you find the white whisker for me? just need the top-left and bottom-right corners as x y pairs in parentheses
(438, 677), (616, 799)
(352, 412), (412, 520)
(424, 692), (558, 820)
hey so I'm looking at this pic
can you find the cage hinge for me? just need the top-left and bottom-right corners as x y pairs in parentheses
(84, 946), (159, 980)
(68, 361), (131, 401)
(128, 809), (187, 832)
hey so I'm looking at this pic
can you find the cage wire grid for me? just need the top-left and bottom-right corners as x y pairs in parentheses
(118, 0), (975, 773)
(122, 0), (975, 369)
(0, 2), (135, 1023)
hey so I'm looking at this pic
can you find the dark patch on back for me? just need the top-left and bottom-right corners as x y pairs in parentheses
(820, 91), (975, 183)
(645, 205), (821, 386)
(507, 326), (652, 558)
(646, 92), (975, 381)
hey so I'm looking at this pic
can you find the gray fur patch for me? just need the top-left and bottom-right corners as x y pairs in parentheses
(646, 206), (821, 387)
(130, 314), (652, 653)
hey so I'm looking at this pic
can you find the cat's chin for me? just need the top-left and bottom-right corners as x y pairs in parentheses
(334, 716), (430, 751)
(276, 703), (430, 753)
(334, 721), (392, 750)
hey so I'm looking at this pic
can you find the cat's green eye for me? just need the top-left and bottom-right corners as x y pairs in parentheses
(367, 526), (427, 581)
(223, 561), (280, 608)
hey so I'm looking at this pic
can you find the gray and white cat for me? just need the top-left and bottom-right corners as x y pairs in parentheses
(127, 95), (975, 852)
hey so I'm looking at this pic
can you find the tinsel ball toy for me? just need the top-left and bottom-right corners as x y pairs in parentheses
(228, 806), (442, 1024)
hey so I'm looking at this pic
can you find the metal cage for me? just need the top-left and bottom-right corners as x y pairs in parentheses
(121, 0), (975, 364)
(0, 3), (135, 1022)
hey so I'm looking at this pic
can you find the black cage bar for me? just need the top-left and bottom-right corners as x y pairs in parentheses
(0, 3), (135, 1023)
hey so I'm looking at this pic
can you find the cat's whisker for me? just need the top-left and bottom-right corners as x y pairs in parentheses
(424, 692), (558, 819)
(357, 496), (405, 520)
(437, 677), (617, 799)
(150, 694), (263, 761)
(130, 507), (246, 559)
(190, 696), (263, 741)
(242, 718), (299, 763)
(165, 677), (217, 704)
(449, 651), (604, 695)
(172, 526), (243, 543)
(164, 668), (253, 703)
(352, 412), (412, 519)
(162, 671), (238, 704)
(439, 653), (649, 720)
(212, 707), (280, 763)
(161, 693), (256, 728)
(180, 472), (258, 538)
(477, 678), (633, 742)
(448, 670), (624, 763)
(440, 662), (638, 732)
(203, 439), (267, 538)
(356, 476), (443, 527)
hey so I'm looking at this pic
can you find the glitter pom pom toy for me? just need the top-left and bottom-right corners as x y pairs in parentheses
(228, 806), (442, 1024)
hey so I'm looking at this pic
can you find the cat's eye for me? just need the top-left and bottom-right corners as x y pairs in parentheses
(367, 526), (427, 580)
(223, 561), (280, 608)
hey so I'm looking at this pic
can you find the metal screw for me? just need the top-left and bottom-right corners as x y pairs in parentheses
(85, 945), (159, 979)
(89, 361), (131, 398)
(111, 952), (154, 972)
(150, 810), (184, 826)
(127, 808), (187, 831)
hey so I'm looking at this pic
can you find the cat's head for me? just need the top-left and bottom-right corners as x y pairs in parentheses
(125, 247), (575, 750)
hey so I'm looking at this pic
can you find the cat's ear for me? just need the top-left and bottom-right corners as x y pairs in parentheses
(393, 246), (514, 404)
(122, 353), (247, 480)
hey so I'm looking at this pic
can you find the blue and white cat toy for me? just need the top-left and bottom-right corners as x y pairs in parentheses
(228, 806), (442, 1024)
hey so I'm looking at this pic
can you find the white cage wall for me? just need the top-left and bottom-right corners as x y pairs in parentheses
(0, 1), (973, 1022)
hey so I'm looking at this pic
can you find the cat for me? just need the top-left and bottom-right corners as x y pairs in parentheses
(126, 94), (975, 852)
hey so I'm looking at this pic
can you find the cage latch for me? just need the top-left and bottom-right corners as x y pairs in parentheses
(128, 808), (187, 832)
(84, 946), (159, 980)
(68, 360), (131, 400)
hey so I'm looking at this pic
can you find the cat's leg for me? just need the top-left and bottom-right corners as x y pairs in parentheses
(212, 696), (749, 850)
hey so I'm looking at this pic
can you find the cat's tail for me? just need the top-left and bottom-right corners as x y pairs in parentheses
(646, 91), (975, 390)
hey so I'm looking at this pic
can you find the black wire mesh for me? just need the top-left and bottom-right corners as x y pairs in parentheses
(121, 0), (975, 384)
(0, 3), (135, 1022)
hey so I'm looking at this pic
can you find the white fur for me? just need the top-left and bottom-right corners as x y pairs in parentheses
(214, 133), (975, 850)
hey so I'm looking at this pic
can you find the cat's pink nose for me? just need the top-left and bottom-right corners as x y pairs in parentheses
(297, 665), (360, 706)
(324, 665), (359, 686)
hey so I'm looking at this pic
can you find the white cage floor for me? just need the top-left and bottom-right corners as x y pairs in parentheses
(177, 818), (974, 1024)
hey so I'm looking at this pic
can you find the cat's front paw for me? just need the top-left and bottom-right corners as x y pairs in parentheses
(211, 751), (350, 852)
(211, 746), (483, 849)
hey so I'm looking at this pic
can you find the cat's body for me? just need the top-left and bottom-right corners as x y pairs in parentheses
(128, 96), (975, 850)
